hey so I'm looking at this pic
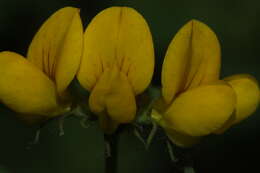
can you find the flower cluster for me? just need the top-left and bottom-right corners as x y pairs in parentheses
(0, 7), (259, 147)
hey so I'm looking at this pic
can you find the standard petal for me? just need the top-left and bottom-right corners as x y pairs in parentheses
(89, 65), (136, 124)
(0, 52), (66, 121)
(164, 82), (236, 136)
(162, 20), (221, 104)
(27, 7), (83, 96)
(77, 7), (154, 95)
(224, 74), (260, 125)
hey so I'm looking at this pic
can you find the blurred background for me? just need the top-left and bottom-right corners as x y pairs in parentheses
(0, 0), (259, 172)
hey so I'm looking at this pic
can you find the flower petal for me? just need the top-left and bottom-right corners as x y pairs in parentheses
(0, 52), (66, 122)
(214, 112), (235, 134)
(162, 20), (221, 104)
(151, 109), (200, 148)
(166, 129), (200, 148)
(89, 65), (136, 124)
(27, 7), (83, 96)
(164, 81), (236, 136)
(151, 109), (199, 147)
(224, 74), (260, 125)
(77, 7), (154, 95)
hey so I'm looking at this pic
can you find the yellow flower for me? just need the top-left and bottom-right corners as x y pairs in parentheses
(152, 20), (260, 147)
(77, 7), (154, 133)
(0, 7), (83, 123)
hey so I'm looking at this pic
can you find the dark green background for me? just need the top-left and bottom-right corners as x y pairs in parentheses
(0, 0), (259, 172)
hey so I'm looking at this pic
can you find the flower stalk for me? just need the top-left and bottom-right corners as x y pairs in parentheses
(104, 133), (119, 173)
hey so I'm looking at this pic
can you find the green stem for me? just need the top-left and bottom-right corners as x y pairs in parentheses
(146, 121), (158, 149)
(104, 134), (119, 173)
